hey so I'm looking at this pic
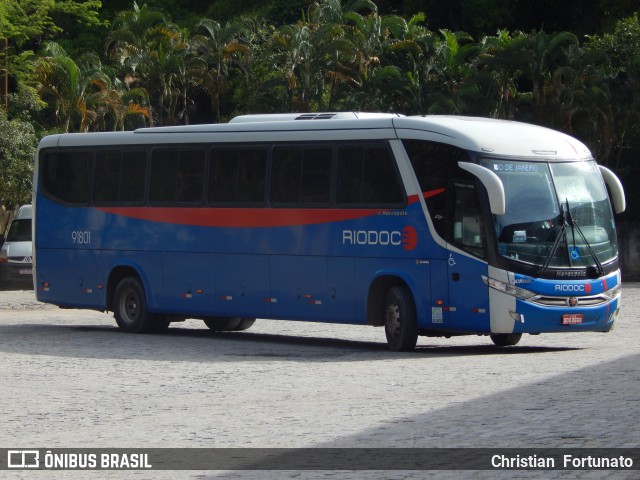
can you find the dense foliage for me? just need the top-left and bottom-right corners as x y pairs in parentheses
(1, 0), (639, 218)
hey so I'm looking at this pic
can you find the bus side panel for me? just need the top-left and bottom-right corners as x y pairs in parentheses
(271, 255), (325, 321)
(215, 253), (271, 319)
(161, 252), (216, 316)
(75, 249), (107, 309)
(35, 249), (78, 307)
(327, 257), (356, 323)
(270, 255), (357, 323)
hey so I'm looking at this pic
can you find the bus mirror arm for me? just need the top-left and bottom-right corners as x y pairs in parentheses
(458, 162), (506, 215)
(598, 165), (626, 214)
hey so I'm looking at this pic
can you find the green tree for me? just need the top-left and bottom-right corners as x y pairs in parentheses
(511, 30), (579, 124)
(105, 2), (192, 126)
(35, 42), (149, 132)
(0, 0), (104, 111)
(191, 18), (251, 122)
(587, 14), (640, 170)
(0, 109), (36, 211)
(34, 42), (103, 132)
(426, 29), (479, 114)
(474, 30), (526, 119)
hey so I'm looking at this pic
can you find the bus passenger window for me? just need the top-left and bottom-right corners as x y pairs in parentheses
(95, 150), (146, 203)
(403, 139), (470, 240)
(209, 148), (267, 204)
(150, 149), (205, 204)
(41, 151), (93, 205)
(271, 147), (332, 206)
(337, 145), (404, 206)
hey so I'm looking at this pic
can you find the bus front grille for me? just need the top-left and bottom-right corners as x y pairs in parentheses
(531, 295), (609, 307)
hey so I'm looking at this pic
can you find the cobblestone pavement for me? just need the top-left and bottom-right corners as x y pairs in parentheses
(1, 286), (639, 480)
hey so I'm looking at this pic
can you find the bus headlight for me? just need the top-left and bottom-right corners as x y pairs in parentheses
(602, 284), (621, 300)
(482, 276), (537, 301)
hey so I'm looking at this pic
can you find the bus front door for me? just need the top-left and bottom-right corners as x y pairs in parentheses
(446, 182), (490, 332)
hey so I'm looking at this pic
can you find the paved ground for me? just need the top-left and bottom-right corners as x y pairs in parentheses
(1, 286), (639, 480)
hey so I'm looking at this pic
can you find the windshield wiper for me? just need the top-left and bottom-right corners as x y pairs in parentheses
(537, 204), (568, 277)
(565, 199), (604, 278)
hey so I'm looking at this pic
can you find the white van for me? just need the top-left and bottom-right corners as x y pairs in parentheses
(0, 204), (33, 288)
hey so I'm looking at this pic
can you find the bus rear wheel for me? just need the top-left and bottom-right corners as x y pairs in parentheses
(490, 333), (522, 346)
(204, 317), (255, 332)
(113, 277), (160, 333)
(384, 286), (418, 352)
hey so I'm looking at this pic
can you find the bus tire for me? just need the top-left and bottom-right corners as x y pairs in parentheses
(113, 277), (157, 333)
(384, 286), (418, 352)
(151, 315), (172, 333)
(490, 333), (522, 346)
(204, 317), (255, 331)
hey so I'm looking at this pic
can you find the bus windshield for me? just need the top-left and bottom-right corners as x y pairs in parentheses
(481, 158), (617, 270)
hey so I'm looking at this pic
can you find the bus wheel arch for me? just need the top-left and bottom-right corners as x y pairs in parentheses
(108, 267), (167, 333)
(367, 276), (419, 352)
(106, 266), (141, 312)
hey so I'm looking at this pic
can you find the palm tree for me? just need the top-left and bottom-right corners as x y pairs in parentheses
(512, 30), (579, 123)
(34, 42), (105, 132)
(426, 29), (479, 114)
(105, 1), (166, 68)
(105, 2), (190, 126)
(474, 29), (526, 119)
(35, 42), (151, 132)
(380, 12), (435, 114)
(269, 21), (318, 111)
(191, 19), (251, 122)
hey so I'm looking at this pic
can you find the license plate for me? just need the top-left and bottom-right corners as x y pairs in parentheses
(19, 268), (32, 275)
(562, 313), (583, 325)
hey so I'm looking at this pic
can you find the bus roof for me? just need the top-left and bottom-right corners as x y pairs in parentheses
(39, 113), (593, 160)
(393, 115), (592, 159)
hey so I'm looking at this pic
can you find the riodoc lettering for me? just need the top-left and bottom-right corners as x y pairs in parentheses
(555, 284), (591, 293)
(342, 226), (418, 251)
(342, 230), (402, 246)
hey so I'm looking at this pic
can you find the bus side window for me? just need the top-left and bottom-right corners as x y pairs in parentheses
(95, 150), (146, 204)
(403, 140), (470, 240)
(337, 145), (404, 206)
(41, 151), (93, 205)
(271, 146), (332, 206)
(209, 148), (268, 205)
(150, 148), (205, 204)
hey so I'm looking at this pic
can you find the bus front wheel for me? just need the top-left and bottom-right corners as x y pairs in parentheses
(384, 286), (418, 352)
(113, 277), (160, 333)
(204, 317), (255, 331)
(490, 333), (522, 346)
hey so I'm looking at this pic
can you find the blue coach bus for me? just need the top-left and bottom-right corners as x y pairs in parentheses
(33, 113), (626, 351)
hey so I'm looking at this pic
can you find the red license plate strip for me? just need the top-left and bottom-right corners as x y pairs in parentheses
(562, 313), (584, 325)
